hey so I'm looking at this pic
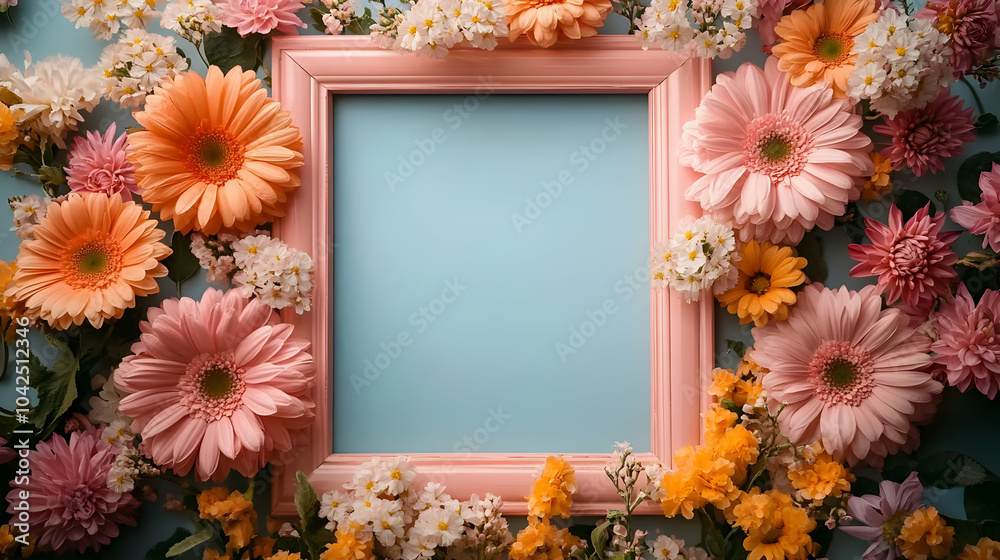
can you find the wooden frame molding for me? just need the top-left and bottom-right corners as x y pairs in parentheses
(270, 35), (714, 516)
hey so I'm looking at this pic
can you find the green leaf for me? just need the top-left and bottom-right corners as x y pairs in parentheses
(273, 536), (309, 556)
(919, 452), (998, 489)
(975, 113), (999, 131)
(590, 520), (612, 558)
(725, 339), (746, 359)
(943, 516), (1000, 555)
(145, 528), (204, 560)
(796, 231), (827, 283)
(38, 165), (65, 187)
(203, 26), (262, 74)
(310, 6), (328, 32)
(163, 232), (200, 293)
(895, 190), (935, 221)
(966, 480), (1000, 522)
(958, 151), (1000, 203)
(295, 471), (335, 560)
(166, 527), (213, 557)
(345, 9), (375, 35)
(29, 335), (80, 437)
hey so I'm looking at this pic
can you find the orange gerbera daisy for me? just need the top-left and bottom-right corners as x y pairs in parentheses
(771, 0), (878, 98)
(716, 240), (807, 327)
(505, 0), (613, 48)
(128, 66), (304, 235)
(6, 193), (170, 330)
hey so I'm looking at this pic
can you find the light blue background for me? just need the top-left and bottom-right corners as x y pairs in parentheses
(0, 1), (998, 558)
(332, 94), (651, 454)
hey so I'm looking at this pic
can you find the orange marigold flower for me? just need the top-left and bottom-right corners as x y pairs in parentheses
(266, 552), (303, 560)
(704, 404), (738, 446)
(320, 524), (374, 560)
(771, 0), (879, 98)
(510, 517), (579, 560)
(708, 368), (741, 403)
(128, 66), (304, 235)
(733, 489), (815, 560)
(716, 240), (807, 328)
(861, 152), (893, 201)
(787, 444), (854, 504)
(897, 507), (954, 560)
(197, 488), (258, 550)
(958, 537), (1000, 560)
(528, 456), (577, 519)
(689, 447), (741, 510)
(0, 260), (24, 341)
(716, 425), (760, 479)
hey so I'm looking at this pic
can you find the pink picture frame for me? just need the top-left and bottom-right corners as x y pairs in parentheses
(269, 35), (714, 516)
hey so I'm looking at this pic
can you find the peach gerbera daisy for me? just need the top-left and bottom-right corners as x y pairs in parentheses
(771, 0), (879, 98)
(6, 193), (170, 330)
(505, 0), (613, 48)
(128, 66), (304, 235)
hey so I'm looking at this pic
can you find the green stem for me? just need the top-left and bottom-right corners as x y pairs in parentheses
(960, 77), (987, 115)
(194, 42), (211, 68)
(898, 0), (911, 14)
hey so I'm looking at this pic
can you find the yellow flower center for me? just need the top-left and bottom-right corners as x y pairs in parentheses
(391, 469), (402, 480)
(689, 251), (698, 260)
(437, 521), (449, 531)
(883, 510), (909, 544)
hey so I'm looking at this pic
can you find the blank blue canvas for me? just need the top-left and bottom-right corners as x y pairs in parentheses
(331, 94), (651, 454)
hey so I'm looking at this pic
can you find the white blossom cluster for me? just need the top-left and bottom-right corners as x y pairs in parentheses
(98, 30), (189, 109)
(190, 230), (315, 314)
(319, 0), (357, 35)
(106, 441), (160, 494)
(0, 54), (103, 148)
(388, 0), (508, 57)
(61, 0), (164, 40)
(649, 535), (711, 560)
(847, 9), (954, 118)
(160, 0), (222, 45)
(370, 5), (405, 48)
(635, 0), (756, 59)
(650, 216), (739, 303)
(9, 195), (52, 241)
(320, 456), (512, 560)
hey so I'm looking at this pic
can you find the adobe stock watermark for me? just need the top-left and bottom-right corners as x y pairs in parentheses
(451, 407), (512, 453)
(384, 76), (497, 192)
(350, 278), (469, 394)
(510, 116), (630, 234)
(554, 263), (649, 363)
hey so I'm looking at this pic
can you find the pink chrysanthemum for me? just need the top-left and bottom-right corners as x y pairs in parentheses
(951, 163), (1000, 252)
(931, 284), (1000, 398)
(873, 92), (976, 178)
(753, 284), (942, 466)
(64, 123), (140, 200)
(5, 425), (138, 554)
(216, 0), (306, 36)
(114, 288), (314, 481)
(915, 0), (1000, 75)
(848, 204), (960, 317)
(680, 57), (875, 245)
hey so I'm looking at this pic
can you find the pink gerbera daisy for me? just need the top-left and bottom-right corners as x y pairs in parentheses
(848, 204), (960, 317)
(5, 424), (138, 554)
(932, 284), (1000, 398)
(114, 288), (315, 481)
(873, 92), (976, 178)
(752, 284), (942, 466)
(64, 123), (140, 200)
(950, 163), (1000, 252)
(216, 0), (306, 36)
(915, 0), (1000, 75)
(680, 57), (875, 245)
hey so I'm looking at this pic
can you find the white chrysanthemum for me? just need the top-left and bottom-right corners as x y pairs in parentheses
(375, 456), (417, 496)
(160, 0), (222, 45)
(319, 490), (354, 532)
(61, 0), (163, 39)
(649, 216), (739, 302)
(414, 507), (464, 548)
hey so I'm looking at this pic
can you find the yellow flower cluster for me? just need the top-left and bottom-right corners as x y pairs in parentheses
(527, 456), (577, 519)
(786, 443), (855, 505)
(197, 488), (259, 552)
(708, 357), (767, 410)
(657, 402), (760, 519)
(730, 489), (816, 560)
(320, 524), (375, 560)
(0, 99), (24, 172)
(509, 517), (581, 560)
(958, 537), (1000, 560)
(861, 152), (893, 202)
(512, 456), (580, 560)
(897, 507), (954, 560)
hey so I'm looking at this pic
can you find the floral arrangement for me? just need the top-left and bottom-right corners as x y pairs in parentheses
(0, 0), (998, 558)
